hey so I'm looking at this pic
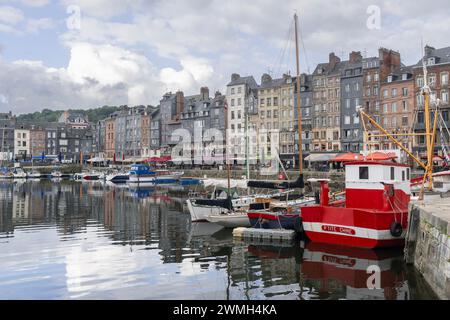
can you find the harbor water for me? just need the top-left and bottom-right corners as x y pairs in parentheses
(0, 180), (438, 300)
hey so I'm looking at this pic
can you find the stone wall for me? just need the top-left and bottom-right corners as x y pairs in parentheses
(406, 196), (450, 300)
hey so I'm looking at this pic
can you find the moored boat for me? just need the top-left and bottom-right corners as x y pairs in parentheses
(128, 164), (155, 184)
(247, 196), (316, 232)
(301, 161), (410, 249)
(106, 171), (130, 183)
(153, 169), (184, 184)
(206, 212), (251, 228)
(82, 171), (101, 180)
(12, 168), (27, 179)
(51, 170), (63, 178)
(28, 171), (42, 179)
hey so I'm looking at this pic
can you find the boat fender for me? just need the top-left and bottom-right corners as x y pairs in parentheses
(390, 221), (403, 237)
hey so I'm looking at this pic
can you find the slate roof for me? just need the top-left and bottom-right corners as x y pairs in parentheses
(259, 77), (290, 89)
(414, 46), (450, 67)
(227, 75), (258, 89)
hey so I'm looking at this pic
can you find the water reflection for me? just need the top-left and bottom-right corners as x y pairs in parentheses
(0, 181), (437, 300)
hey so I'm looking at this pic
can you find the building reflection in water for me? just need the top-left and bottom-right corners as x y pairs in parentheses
(0, 181), (438, 300)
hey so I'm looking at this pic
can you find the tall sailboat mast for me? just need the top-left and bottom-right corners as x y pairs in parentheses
(224, 100), (231, 195)
(294, 13), (303, 174)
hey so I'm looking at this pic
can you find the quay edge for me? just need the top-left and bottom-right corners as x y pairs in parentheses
(405, 195), (450, 300)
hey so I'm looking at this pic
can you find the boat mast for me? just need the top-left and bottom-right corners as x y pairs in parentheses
(1, 127), (4, 167)
(224, 100), (231, 195)
(294, 13), (303, 174)
(421, 54), (435, 191)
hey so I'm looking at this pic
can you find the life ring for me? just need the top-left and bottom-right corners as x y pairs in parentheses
(390, 221), (403, 237)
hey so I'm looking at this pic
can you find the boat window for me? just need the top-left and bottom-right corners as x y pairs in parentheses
(407, 168), (410, 180)
(402, 170), (405, 181)
(390, 167), (395, 180)
(359, 166), (369, 180)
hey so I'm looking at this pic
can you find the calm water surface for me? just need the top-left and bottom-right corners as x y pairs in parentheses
(0, 180), (437, 300)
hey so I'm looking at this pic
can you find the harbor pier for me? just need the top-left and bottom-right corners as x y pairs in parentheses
(405, 195), (450, 299)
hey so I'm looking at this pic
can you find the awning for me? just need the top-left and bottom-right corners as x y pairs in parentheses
(330, 152), (363, 162)
(304, 153), (338, 162)
(144, 155), (172, 162)
(365, 151), (397, 161)
(87, 157), (107, 162)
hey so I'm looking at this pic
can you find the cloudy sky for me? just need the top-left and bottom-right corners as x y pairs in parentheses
(0, 0), (449, 114)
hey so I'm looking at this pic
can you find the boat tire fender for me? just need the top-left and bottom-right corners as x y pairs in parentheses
(390, 221), (403, 237)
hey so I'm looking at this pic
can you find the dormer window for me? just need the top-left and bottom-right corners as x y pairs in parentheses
(387, 75), (393, 83)
(402, 73), (408, 81)
(427, 57), (435, 65)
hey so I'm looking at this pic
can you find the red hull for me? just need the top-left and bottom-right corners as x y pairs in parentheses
(302, 206), (408, 249)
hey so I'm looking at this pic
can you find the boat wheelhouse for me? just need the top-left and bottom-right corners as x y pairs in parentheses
(302, 161), (411, 249)
(129, 164), (156, 183)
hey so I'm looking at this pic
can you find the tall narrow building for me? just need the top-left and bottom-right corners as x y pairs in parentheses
(312, 52), (343, 152)
(340, 51), (363, 152)
(226, 74), (258, 162)
(412, 45), (450, 159)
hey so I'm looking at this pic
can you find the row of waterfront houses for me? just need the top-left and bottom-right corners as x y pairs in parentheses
(1, 45), (450, 167)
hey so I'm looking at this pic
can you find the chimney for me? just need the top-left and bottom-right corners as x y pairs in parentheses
(231, 73), (240, 82)
(176, 91), (184, 117)
(424, 45), (435, 57)
(379, 48), (401, 81)
(329, 52), (341, 70)
(200, 87), (209, 101)
(261, 73), (272, 84)
(349, 51), (362, 63)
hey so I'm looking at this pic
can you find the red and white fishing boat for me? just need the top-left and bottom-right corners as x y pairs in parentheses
(302, 161), (411, 249)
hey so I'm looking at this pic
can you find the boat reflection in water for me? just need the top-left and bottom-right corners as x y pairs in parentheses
(301, 243), (409, 300)
(244, 240), (437, 300)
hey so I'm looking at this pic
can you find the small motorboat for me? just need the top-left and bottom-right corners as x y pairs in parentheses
(106, 171), (129, 183)
(28, 171), (42, 179)
(12, 168), (27, 179)
(82, 171), (101, 181)
(153, 169), (184, 184)
(129, 164), (156, 184)
(247, 196), (316, 232)
(206, 212), (251, 228)
(51, 170), (63, 178)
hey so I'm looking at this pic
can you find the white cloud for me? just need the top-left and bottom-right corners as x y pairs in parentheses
(21, 0), (50, 7)
(0, 5), (24, 25)
(0, 41), (219, 113)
